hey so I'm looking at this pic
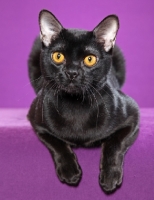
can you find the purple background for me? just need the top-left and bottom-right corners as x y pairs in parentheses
(0, 0), (154, 108)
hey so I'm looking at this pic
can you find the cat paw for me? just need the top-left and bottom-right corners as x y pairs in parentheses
(56, 159), (82, 186)
(99, 167), (123, 193)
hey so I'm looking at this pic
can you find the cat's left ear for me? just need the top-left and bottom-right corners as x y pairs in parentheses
(39, 10), (63, 47)
(93, 15), (119, 52)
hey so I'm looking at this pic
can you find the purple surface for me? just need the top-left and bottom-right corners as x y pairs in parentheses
(0, 108), (154, 200)
(0, 0), (154, 108)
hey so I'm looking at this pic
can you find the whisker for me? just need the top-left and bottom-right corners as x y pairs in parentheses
(22, 75), (43, 89)
(43, 82), (62, 117)
(87, 86), (99, 131)
(41, 81), (53, 122)
(55, 84), (61, 115)
(83, 85), (93, 109)
(88, 81), (122, 113)
(86, 82), (110, 117)
(81, 86), (85, 104)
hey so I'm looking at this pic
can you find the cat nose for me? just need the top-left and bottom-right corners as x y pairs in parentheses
(65, 70), (78, 80)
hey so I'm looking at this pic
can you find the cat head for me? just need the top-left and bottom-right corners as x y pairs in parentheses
(39, 10), (119, 94)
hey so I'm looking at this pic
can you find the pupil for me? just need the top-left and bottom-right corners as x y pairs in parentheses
(57, 53), (61, 59)
(88, 56), (92, 62)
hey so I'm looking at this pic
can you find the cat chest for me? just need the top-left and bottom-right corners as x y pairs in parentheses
(44, 102), (108, 143)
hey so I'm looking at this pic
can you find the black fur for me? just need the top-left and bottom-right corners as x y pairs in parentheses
(28, 10), (139, 193)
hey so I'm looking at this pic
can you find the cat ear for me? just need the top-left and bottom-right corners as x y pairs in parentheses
(39, 10), (63, 46)
(93, 15), (119, 52)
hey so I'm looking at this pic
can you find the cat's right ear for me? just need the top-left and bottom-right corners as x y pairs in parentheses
(39, 10), (63, 47)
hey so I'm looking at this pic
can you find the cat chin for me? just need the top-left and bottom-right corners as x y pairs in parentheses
(54, 81), (82, 94)
(61, 86), (82, 95)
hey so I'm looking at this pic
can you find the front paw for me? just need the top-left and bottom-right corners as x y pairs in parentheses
(99, 167), (123, 193)
(56, 158), (82, 186)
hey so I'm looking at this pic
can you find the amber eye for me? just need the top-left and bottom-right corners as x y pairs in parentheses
(83, 55), (97, 67)
(52, 52), (65, 64)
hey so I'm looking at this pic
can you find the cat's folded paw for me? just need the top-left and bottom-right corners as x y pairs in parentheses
(99, 167), (123, 193)
(56, 158), (82, 186)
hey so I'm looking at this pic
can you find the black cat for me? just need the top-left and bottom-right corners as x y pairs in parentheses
(28, 10), (139, 193)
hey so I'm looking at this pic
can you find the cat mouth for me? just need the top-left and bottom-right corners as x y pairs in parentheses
(65, 83), (79, 93)
(61, 81), (82, 94)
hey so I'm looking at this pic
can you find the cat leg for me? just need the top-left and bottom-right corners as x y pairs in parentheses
(37, 131), (82, 186)
(99, 125), (139, 193)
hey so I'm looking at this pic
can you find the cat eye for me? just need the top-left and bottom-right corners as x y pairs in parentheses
(52, 52), (65, 64)
(84, 55), (97, 67)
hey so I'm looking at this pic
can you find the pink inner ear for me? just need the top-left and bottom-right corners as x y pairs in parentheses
(94, 16), (119, 52)
(39, 10), (63, 47)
